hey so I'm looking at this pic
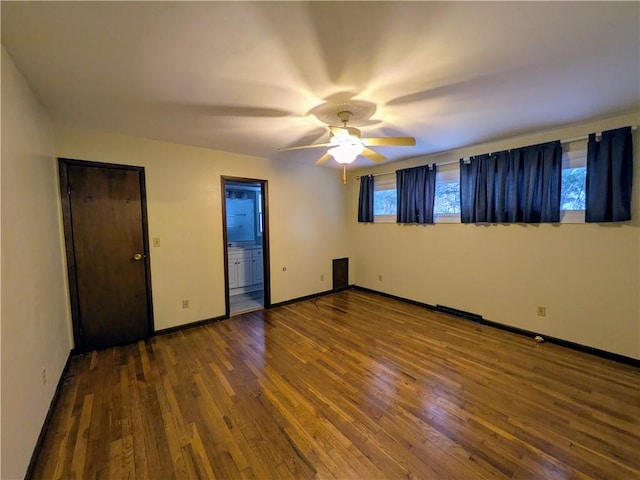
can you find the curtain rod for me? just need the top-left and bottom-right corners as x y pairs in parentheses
(357, 164), (449, 179)
(562, 125), (637, 144)
(356, 125), (638, 179)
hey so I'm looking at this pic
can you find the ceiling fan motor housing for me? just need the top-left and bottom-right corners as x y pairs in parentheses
(337, 110), (353, 123)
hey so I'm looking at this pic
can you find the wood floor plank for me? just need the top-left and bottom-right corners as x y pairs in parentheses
(70, 392), (94, 479)
(125, 352), (151, 480)
(108, 438), (122, 480)
(189, 423), (217, 480)
(31, 290), (640, 479)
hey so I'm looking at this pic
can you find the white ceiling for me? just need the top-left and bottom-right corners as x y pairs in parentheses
(2, 1), (639, 169)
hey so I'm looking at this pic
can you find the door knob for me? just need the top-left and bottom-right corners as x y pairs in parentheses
(133, 253), (143, 261)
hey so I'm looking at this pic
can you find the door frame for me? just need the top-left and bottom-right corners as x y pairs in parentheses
(221, 176), (271, 317)
(58, 158), (154, 352)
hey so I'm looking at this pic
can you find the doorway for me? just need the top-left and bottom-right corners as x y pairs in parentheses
(59, 159), (154, 351)
(221, 176), (270, 316)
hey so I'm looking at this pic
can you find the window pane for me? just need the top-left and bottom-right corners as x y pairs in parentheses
(561, 167), (586, 211)
(374, 189), (397, 215)
(434, 181), (461, 215)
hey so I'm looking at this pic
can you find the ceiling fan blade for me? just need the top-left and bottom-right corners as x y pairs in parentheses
(279, 143), (331, 152)
(362, 137), (416, 147)
(314, 152), (334, 165)
(362, 147), (386, 163)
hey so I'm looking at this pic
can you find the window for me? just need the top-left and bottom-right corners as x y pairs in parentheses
(372, 169), (463, 223)
(368, 141), (587, 225)
(257, 192), (264, 235)
(434, 166), (461, 223)
(560, 142), (587, 222)
(374, 188), (396, 215)
(561, 166), (586, 210)
(373, 174), (396, 222)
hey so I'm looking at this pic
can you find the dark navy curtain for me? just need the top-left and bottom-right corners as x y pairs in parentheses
(585, 126), (633, 222)
(513, 141), (562, 222)
(460, 150), (511, 223)
(460, 141), (561, 223)
(357, 174), (374, 223)
(396, 165), (437, 224)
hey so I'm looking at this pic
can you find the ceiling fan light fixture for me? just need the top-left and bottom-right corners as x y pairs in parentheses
(328, 143), (364, 164)
(279, 104), (415, 173)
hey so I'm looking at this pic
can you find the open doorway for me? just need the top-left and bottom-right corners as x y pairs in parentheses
(221, 176), (270, 316)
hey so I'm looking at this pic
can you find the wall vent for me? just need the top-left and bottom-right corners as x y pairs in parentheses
(332, 258), (349, 291)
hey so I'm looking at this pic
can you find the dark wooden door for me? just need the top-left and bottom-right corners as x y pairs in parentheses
(60, 159), (153, 351)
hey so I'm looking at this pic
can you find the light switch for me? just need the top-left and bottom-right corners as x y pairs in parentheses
(153, 237), (160, 247)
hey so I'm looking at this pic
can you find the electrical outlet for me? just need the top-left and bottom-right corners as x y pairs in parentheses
(378, 274), (383, 281)
(537, 306), (546, 317)
(320, 274), (324, 281)
(182, 300), (189, 309)
(41, 367), (47, 386)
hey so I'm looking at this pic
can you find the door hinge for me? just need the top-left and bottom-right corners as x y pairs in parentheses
(79, 326), (83, 338)
(67, 182), (71, 196)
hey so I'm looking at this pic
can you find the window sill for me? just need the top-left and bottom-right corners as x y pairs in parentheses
(369, 212), (585, 224)
(373, 215), (396, 223)
(435, 214), (461, 224)
(560, 210), (585, 223)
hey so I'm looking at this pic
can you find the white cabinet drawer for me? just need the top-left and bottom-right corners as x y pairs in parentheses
(229, 250), (251, 261)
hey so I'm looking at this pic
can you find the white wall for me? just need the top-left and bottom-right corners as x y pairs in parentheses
(1, 46), (73, 479)
(349, 112), (640, 360)
(54, 127), (351, 331)
(1, 45), (349, 477)
(2, 39), (636, 478)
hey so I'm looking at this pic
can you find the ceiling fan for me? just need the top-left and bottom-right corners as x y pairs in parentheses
(279, 110), (416, 171)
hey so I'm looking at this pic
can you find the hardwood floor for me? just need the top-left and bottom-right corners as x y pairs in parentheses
(32, 290), (640, 479)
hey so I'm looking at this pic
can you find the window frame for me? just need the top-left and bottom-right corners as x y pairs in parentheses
(373, 174), (397, 223)
(434, 166), (461, 223)
(366, 139), (589, 226)
(560, 143), (587, 223)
